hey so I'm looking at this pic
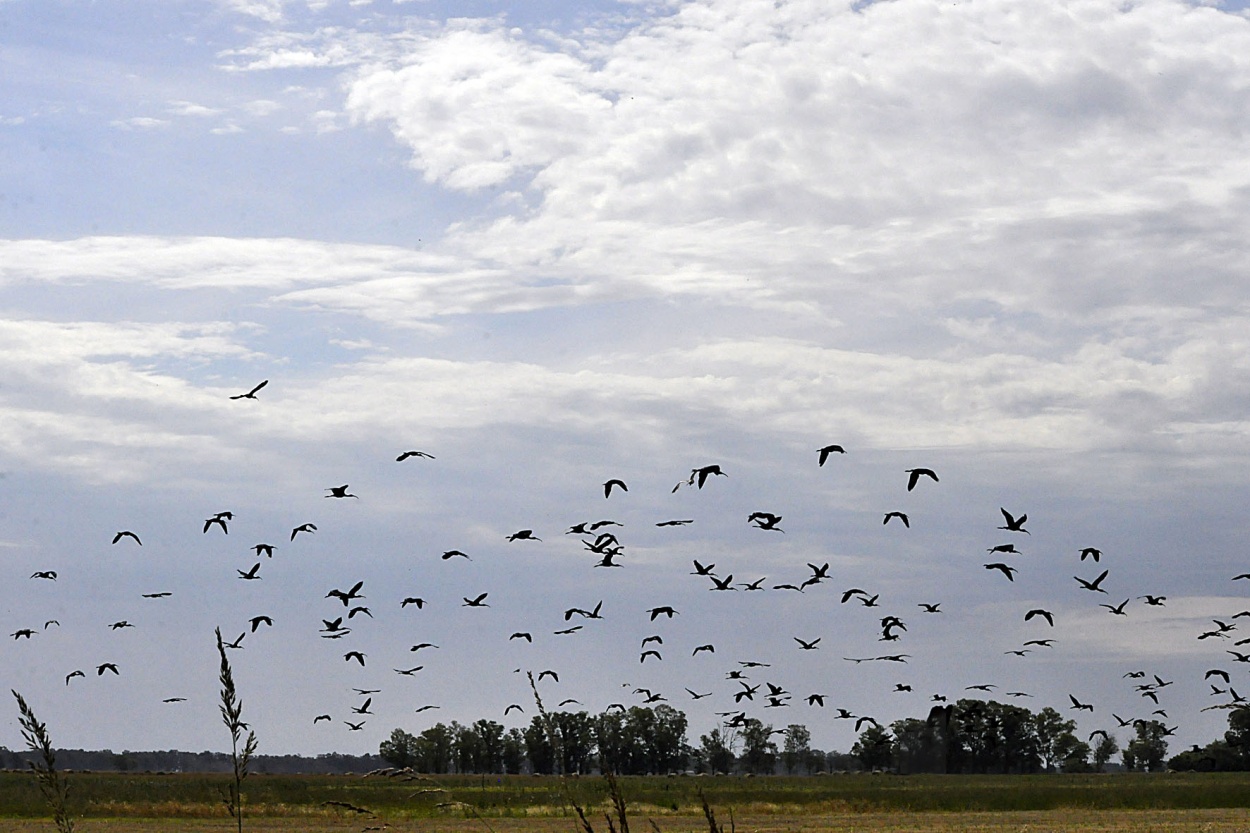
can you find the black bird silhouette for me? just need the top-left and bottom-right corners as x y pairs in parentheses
(806, 694), (826, 706)
(1025, 609), (1054, 626)
(249, 615), (273, 632)
(230, 380), (268, 400)
(538, 670), (559, 682)
(410, 643), (440, 652)
(690, 560), (717, 576)
(504, 704), (523, 715)
(326, 485), (358, 499)
(648, 606), (678, 620)
(291, 523), (317, 540)
(237, 563), (261, 580)
(396, 450), (435, 461)
(998, 508), (1029, 534)
(817, 444), (846, 466)
(1139, 595), (1166, 606)
(741, 578), (768, 590)
(462, 593), (489, 607)
(345, 721), (365, 731)
(1079, 547), (1102, 562)
(984, 563), (1017, 581)
(1101, 599), (1130, 616)
(351, 698), (373, 715)
(204, 514), (230, 535)
(395, 666), (424, 675)
(709, 575), (735, 591)
(1068, 694), (1094, 712)
(640, 650), (662, 663)
(987, 543), (1020, 554)
(326, 581), (365, 605)
(401, 597), (426, 608)
(686, 688), (712, 699)
(794, 637), (821, 650)
(109, 620), (134, 630)
(918, 603), (942, 613)
(675, 464), (727, 491)
(97, 663), (120, 676)
(748, 511), (784, 532)
(507, 529), (540, 541)
(313, 714), (332, 723)
(441, 550), (470, 560)
(510, 632), (533, 642)
(31, 571), (56, 580)
(112, 530), (142, 546)
(554, 625), (582, 635)
(348, 606), (372, 619)
(656, 519), (694, 527)
(11, 629), (35, 639)
(142, 591), (172, 598)
(1075, 569), (1110, 593)
(65, 670), (85, 685)
(692, 644), (715, 655)
(883, 511), (909, 528)
(223, 632), (245, 649)
(905, 468), (938, 491)
(252, 543), (275, 557)
(344, 651), (366, 666)
(603, 479), (628, 498)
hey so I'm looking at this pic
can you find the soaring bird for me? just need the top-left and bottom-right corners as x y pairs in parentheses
(918, 603), (942, 613)
(690, 560), (717, 576)
(656, 519), (694, 527)
(109, 621), (134, 630)
(603, 479), (628, 498)
(883, 511), (909, 528)
(395, 666), (424, 676)
(348, 606), (372, 619)
(987, 543), (1020, 555)
(984, 563), (1017, 581)
(252, 544), (275, 558)
(1100, 599), (1130, 616)
(817, 444), (846, 466)
(313, 714), (332, 723)
(748, 512), (784, 532)
(462, 593), (489, 607)
(345, 721), (365, 731)
(905, 468), (938, 491)
(65, 670), (85, 685)
(794, 637), (821, 651)
(326, 485), (358, 499)
(291, 523), (317, 540)
(112, 531), (142, 546)
(249, 615), (273, 632)
(441, 550), (470, 560)
(396, 450), (435, 461)
(709, 575), (735, 591)
(510, 632), (533, 642)
(410, 643), (440, 652)
(237, 563), (261, 580)
(1075, 570), (1110, 593)
(142, 592), (172, 598)
(1025, 609), (1054, 627)
(692, 644), (715, 655)
(401, 597), (426, 608)
(229, 380), (268, 400)
(11, 629), (36, 640)
(675, 464), (727, 491)
(344, 651), (367, 666)
(1079, 547), (1102, 562)
(686, 688), (712, 699)
(97, 663), (120, 676)
(998, 508), (1029, 534)
(326, 581), (365, 605)
(30, 571), (57, 580)
(1068, 694), (1094, 712)
(507, 529), (540, 542)
(640, 650), (662, 663)
(648, 606), (678, 620)
(204, 514), (230, 535)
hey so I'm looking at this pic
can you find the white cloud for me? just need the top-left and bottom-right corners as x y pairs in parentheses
(109, 116), (169, 130)
(166, 100), (225, 117)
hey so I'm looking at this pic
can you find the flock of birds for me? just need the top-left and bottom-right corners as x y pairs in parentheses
(6, 377), (1247, 762)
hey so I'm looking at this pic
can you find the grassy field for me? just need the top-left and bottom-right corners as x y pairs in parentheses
(2, 772), (1250, 831)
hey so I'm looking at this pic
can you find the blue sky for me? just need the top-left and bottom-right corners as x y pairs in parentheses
(4, 0), (1250, 761)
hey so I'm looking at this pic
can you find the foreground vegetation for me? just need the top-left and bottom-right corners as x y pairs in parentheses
(3, 771), (1250, 821)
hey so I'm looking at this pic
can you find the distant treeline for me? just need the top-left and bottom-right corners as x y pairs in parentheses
(0, 747), (385, 774)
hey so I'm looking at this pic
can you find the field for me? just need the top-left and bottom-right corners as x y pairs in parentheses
(3, 772), (1250, 832)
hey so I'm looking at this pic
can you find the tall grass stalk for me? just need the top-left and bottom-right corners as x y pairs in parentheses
(12, 689), (75, 833)
(216, 626), (258, 833)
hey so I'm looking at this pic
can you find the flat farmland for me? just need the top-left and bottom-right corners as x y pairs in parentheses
(3, 772), (1250, 831)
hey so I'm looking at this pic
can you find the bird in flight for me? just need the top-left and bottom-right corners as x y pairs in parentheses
(984, 563), (1017, 581)
(396, 450), (435, 461)
(794, 637), (821, 650)
(1079, 547), (1102, 562)
(252, 544), (275, 558)
(230, 380), (268, 400)
(344, 651), (366, 666)
(1068, 694), (1094, 712)
(142, 591), (172, 598)
(1075, 569), (1110, 593)
(603, 479), (628, 498)
(401, 597), (426, 608)
(1025, 609), (1054, 626)
(65, 670), (85, 685)
(441, 550), (470, 560)
(31, 571), (56, 580)
(998, 508), (1029, 534)
(249, 615), (273, 632)
(883, 511), (909, 528)
(462, 593), (489, 607)
(748, 512), (784, 532)
(112, 531), (142, 546)
(326, 485), (358, 499)
(291, 523), (317, 540)
(237, 563), (261, 580)
(675, 464), (727, 491)
(326, 581), (365, 606)
(97, 663), (120, 676)
(817, 444), (846, 466)
(648, 606), (678, 620)
(507, 529), (540, 542)
(1100, 599), (1130, 616)
(204, 513), (230, 535)
(656, 519), (694, 527)
(905, 468), (939, 491)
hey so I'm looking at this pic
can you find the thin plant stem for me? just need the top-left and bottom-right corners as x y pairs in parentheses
(12, 690), (75, 833)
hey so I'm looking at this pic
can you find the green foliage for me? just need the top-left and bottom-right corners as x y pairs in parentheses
(738, 719), (778, 775)
(216, 626), (259, 833)
(851, 724), (894, 772)
(1123, 720), (1169, 772)
(379, 728), (420, 769)
(781, 724), (811, 775)
(11, 690), (75, 833)
(698, 727), (736, 775)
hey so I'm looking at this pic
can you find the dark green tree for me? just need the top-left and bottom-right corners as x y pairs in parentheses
(1031, 707), (1078, 772)
(379, 728), (420, 769)
(781, 724), (811, 774)
(739, 718), (778, 775)
(698, 727), (735, 774)
(1124, 720), (1169, 772)
(851, 724), (893, 771)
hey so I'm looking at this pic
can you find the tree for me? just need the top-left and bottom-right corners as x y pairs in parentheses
(781, 724), (811, 774)
(502, 728), (527, 774)
(891, 717), (941, 774)
(1031, 707), (1078, 772)
(1092, 733), (1119, 772)
(1124, 720), (1169, 772)
(379, 728), (419, 769)
(851, 724), (893, 772)
(739, 718), (778, 775)
(414, 723), (454, 773)
(698, 727), (735, 774)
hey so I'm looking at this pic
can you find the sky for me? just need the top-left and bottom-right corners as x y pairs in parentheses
(3, 0), (1250, 762)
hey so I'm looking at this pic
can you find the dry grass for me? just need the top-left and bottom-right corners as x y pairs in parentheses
(1, 810), (1250, 833)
